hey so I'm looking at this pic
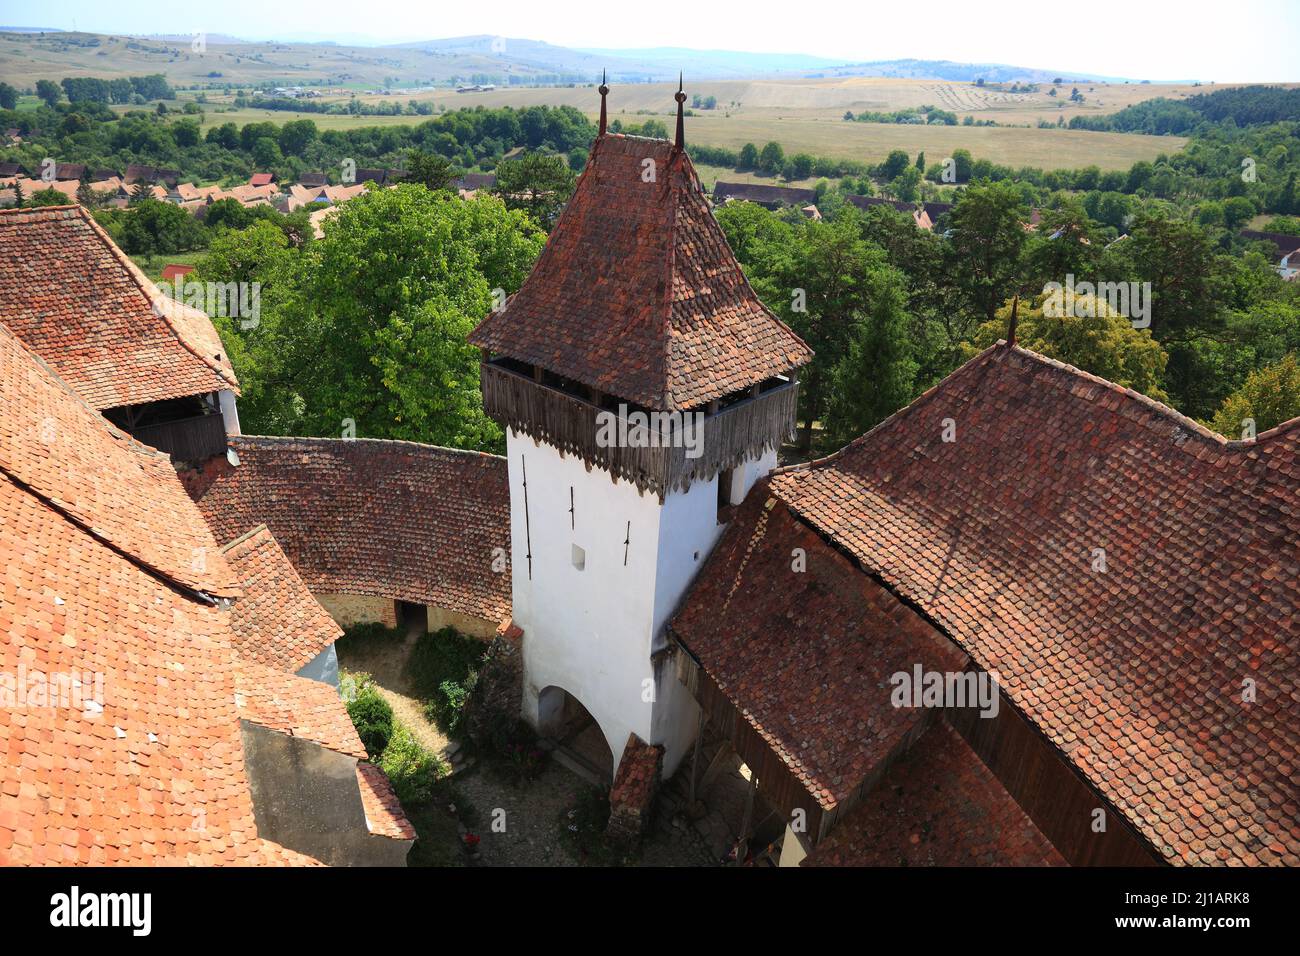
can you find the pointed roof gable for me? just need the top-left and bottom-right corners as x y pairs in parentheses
(0, 205), (238, 411)
(470, 134), (811, 412)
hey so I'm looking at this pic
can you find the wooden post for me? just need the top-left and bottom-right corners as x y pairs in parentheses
(737, 772), (758, 863)
(688, 708), (705, 806)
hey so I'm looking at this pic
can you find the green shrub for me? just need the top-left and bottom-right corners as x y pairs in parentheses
(408, 627), (486, 735)
(379, 723), (448, 806)
(346, 679), (394, 760)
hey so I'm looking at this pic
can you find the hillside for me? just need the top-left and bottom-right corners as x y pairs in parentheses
(0, 29), (1144, 88)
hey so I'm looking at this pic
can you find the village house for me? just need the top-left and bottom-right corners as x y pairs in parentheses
(1240, 228), (1300, 279)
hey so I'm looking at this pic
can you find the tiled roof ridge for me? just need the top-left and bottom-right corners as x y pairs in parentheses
(220, 521), (272, 552)
(76, 205), (240, 393)
(774, 342), (1296, 482)
(2, 205), (240, 396)
(232, 433), (506, 461)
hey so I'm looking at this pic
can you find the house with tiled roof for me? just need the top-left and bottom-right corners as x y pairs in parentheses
(469, 81), (813, 782)
(670, 342), (1300, 867)
(124, 163), (181, 187)
(0, 205), (241, 463)
(1239, 228), (1300, 278)
(713, 180), (818, 210)
(0, 318), (412, 866)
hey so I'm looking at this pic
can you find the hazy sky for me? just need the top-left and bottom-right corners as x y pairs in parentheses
(6, 0), (1299, 81)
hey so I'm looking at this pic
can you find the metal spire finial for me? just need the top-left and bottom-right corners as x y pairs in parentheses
(598, 70), (609, 136)
(674, 73), (687, 150)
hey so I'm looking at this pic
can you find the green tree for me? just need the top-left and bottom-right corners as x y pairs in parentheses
(745, 215), (896, 452)
(881, 149), (910, 179)
(946, 180), (1030, 325)
(973, 293), (1169, 402)
(1209, 354), (1300, 438)
(738, 142), (759, 170)
(492, 150), (575, 227)
(824, 261), (916, 444)
(406, 149), (459, 192)
(119, 198), (208, 255)
(0, 82), (17, 110)
(35, 79), (61, 107)
(278, 119), (318, 157)
(758, 141), (785, 174)
(206, 186), (545, 448)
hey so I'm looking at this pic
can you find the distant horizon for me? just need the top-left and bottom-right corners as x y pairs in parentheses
(2, 0), (1298, 83)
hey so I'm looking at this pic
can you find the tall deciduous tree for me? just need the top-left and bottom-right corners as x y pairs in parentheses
(946, 180), (1030, 326)
(199, 186), (545, 450)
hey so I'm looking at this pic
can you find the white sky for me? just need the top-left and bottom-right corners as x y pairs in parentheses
(7, 0), (1300, 82)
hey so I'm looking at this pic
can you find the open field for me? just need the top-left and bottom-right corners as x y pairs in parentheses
(367, 76), (1234, 125)
(190, 99), (1186, 171)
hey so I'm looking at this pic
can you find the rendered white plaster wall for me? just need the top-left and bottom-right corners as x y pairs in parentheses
(510, 430), (662, 770)
(509, 428), (778, 779)
(296, 642), (340, 690)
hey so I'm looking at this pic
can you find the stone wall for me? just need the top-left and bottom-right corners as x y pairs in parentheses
(606, 733), (664, 849)
(315, 593), (397, 629)
(427, 605), (498, 640)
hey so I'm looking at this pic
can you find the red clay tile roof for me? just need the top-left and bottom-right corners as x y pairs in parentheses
(0, 317), (239, 598)
(234, 659), (367, 761)
(355, 763), (416, 840)
(804, 721), (1065, 867)
(0, 322), (304, 866)
(0, 205), (237, 410)
(769, 344), (1300, 866)
(194, 436), (511, 623)
(671, 492), (967, 815)
(221, 525), (344, 674)
(470, 134), (811, 411)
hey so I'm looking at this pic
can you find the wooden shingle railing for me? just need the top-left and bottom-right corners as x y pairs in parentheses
(480, 361), (799, 498)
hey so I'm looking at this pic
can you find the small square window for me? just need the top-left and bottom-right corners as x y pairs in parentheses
(571, 544), (586, 570)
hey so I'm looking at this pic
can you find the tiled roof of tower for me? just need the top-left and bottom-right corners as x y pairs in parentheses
(221, 525), (344, 674)
(469, 133), (812, 411)
(0, 205), (237, 411)
(670, 491), (967, 817)
(0, 321), (304, 866)
(769, 344), (1300, 866)
(804, 722), (1065, 867)
(193, 436), (511, 623)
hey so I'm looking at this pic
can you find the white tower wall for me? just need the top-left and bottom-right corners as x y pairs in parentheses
(508, 428), (777, 779)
